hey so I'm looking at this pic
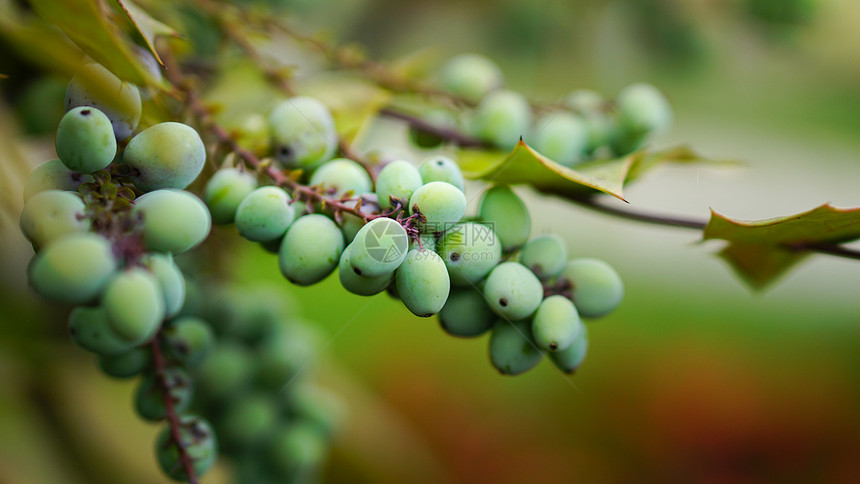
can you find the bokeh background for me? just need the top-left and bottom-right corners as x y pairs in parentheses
(1, 0), (860, 482)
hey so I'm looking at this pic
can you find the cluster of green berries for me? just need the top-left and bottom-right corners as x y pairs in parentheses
(419, 53), (673, 165)
(180, 284), (342, 484)
(208, 94), (623, 377)
(20, 61), (221, 481)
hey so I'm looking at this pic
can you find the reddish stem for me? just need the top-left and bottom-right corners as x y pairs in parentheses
(149, 336), (199, 484)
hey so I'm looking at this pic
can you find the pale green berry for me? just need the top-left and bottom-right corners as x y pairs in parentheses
(28, 233), (117, 304)
(204, 168), (258, 225)
(395, 249), (450, 317)
(489, 320), (543, 375)
(519, 234), (567, 280)
(478, 185), (530, 251)
(409, 181), (466, 233)
(20, 190), (89, 250)
(278, 214), (345, 286)
(309, 158), (371, 197)
(375, 160), (423, 210)
(531, 295), (582, 352)
(417, 155), (465, 192)
(437, 222), (502, 285)
(269, 96), (337, 169)
(483, 262), (543, 320)
(123, 122), (206, 191)
(55, 106), (116, 173)
(439, 53), (504, 102)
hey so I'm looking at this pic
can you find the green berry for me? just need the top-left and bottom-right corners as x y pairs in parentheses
(473, 89), (532, 150)
(220, 393), (279, 448)
(98, 346), (150, 378)
(55, 106), (116, 173)
(478, 185), (530, 251)
(309, 158), (371, 197)
(409, 181), (467, 233)
(155, 415), (217, 481)
(19, 190), (89, 250)
(615, 83), (672, 135)
(204, 168), (258, 225)
(417, 155), (465, 192)
(123, 122), (206, 191)
(549, 325), (588, 374)
(143, 253), (185, 318)
(194, 342), (254, 399)
(69, 306), (135, 355)
(278, 214), (345, 286)
(529, 112), (588, 167)
(375, 160), (423, 210)
(23, 158), (93, 202)
(164, 316), (213, 367)
(489, 320), (543, 375)
(557, 258), (623, 318)
(395, 248), (450, 317)
(133, 189), (211, 254)
(437, 222), (501, 285)
(135, 368), (193, 421)
(439, 53), (504, 102)
(438, 289), (496, 338)
(519, 234), (567, 280)
(483, 262), (543, 320)
(349, 217), (409, 277)
(269, 96), (337, 169)
(102, 268), (164, 344)
(235, 186), (296, 242)
(338, 244), (394, 296)
(28, 233), (117, 304)
(267, 422), (328, 479)
(531, 295), (582, 352)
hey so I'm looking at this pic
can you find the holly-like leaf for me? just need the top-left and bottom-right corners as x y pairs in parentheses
(28, 0), (164, 87)
(458, 141), (722, 201)
(703, 204), (860, 289)
(115, 0), (181, 67)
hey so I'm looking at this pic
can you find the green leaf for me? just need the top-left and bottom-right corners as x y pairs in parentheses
(27, 0), (163, 87)
(115, 0), (181, 68)
(703, 204), (860, 289)
(459, 141), (724, 201)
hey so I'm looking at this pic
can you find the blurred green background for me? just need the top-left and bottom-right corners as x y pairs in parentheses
(1, 0), (860, 482)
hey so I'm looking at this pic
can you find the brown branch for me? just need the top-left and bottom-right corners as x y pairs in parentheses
(572, 196), (860, 261)
(378, 107), (489, 148)
(149, 336), (198, 484)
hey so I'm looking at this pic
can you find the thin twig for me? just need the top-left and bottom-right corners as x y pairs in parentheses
(150, 336), (199, 484)
(571, 196), (860, 261)
(377, 107), (488, 148)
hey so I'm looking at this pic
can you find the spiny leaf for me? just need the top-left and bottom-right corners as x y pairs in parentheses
(703, 204), (860, 289)
(459, 141), (724, 201)
(28, 0), (162, 86)
(115, 0), (181, 68)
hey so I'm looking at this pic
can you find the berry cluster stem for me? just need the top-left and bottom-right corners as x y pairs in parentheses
(149, 336), (199, 484)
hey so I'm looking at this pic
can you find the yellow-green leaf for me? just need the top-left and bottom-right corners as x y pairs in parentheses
(703, 204), (860, 289)
(115, 0), (181, 67)
(459, 141), (725, 201)
(28, 0), (161, 87)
